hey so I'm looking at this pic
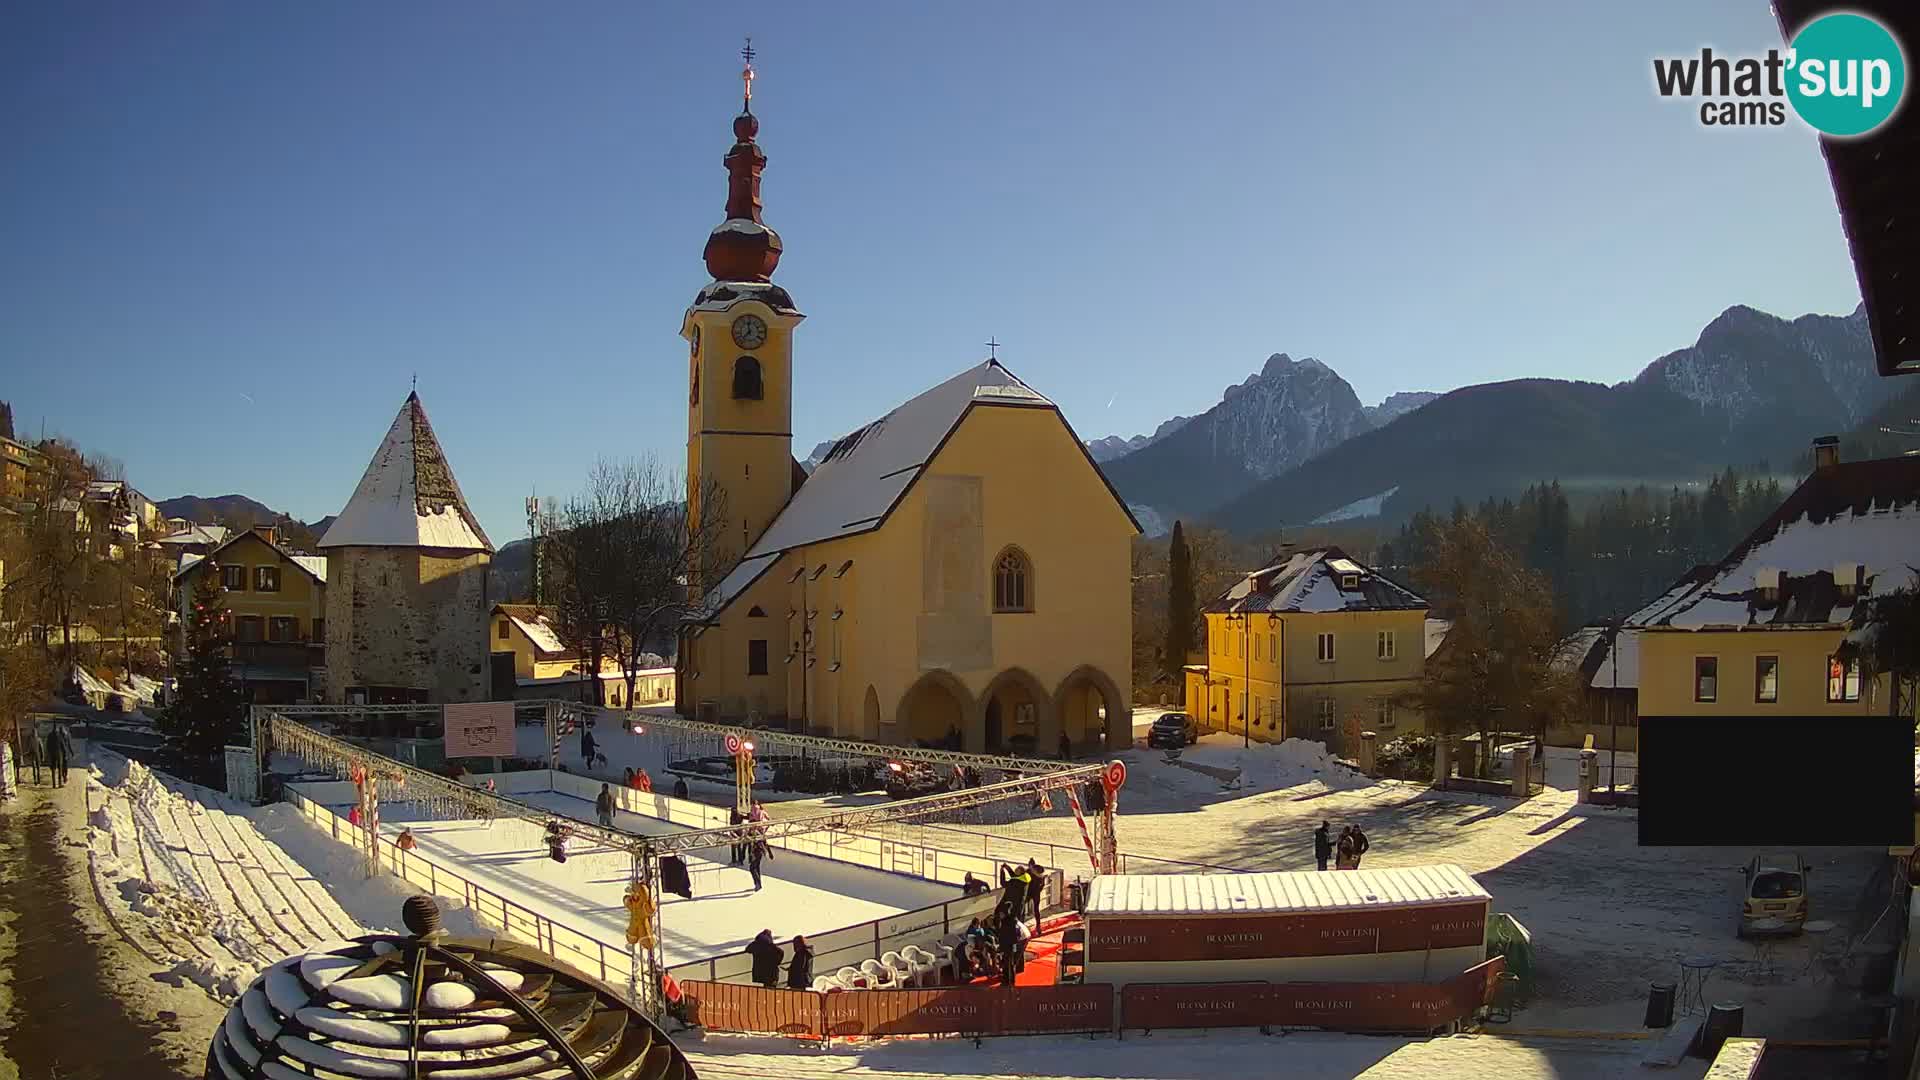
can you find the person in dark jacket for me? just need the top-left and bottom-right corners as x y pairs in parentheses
(997, 862), (1031, 922)
(1057, 732), (1072, 761)
(961, 872), (990, 896)
(1025, 859), (1046, 925)
(595, 784), (615, 828)
(748, 837), (772, 891)
(786, 935), (814, 989)
(996, 911), (1021, 986)
(1314, 820), (1333, 871)
(729, 806), (746, 865)
(1350, 824), (1371, 869)
(746, 930), (783, 988)
(579, 723), (597, 769)
(672, 777), (689, 799)
(44, 724), (74, 787)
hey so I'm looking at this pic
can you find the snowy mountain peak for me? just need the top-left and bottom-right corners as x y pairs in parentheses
(1634, 303), (1884, 429)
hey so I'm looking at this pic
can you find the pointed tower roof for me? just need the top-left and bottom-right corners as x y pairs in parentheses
(318, 393), (493, 552)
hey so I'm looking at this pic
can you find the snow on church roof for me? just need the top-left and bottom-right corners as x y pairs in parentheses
(697, 359), (1134, 616)
(319, 393), (492, 552)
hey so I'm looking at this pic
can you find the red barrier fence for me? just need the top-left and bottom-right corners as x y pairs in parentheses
(682, 957), (1504, 1041)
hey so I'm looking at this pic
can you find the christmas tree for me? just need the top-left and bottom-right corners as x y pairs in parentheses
(160, 563), (245, 758)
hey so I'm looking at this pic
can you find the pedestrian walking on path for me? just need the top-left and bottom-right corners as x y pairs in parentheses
(1350, 824), (1370, 869)
(595, 784), (616, 829)
(748, 837), (772, 891)
(1335, 826), (1359, 870)
(44, 724), (74, 787)
(1314, 820), (1333, 871)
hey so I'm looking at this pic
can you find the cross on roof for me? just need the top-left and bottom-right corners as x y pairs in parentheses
(986, 337), (1001, 360)
(741, 37), (756, 104)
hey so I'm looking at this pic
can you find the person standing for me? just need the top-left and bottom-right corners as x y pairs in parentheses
(1335, 826), (1358, 870)
(729, 806), (746, 865)
(748, 837), (772, 891)
(595, 784), (616, 829)
(997, 862), (1030, 924)
(786, 935), (814, 990)
(746, 930), (784, 989)
(672, 777), (689, 800)
(1350, 824), (1371, 869)
(996, 911), (1021, 987)
(1057, 731), (1072, 761)
(45, 723), (73, 787)
(1314, 820), (1334, 871)
(1025, 858), (1046, 926)
(579, 722), (597, 770)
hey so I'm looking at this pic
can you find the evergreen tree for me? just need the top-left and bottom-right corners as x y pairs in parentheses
(160, 564), (245, 758)
(1164, 521), (1195, 683)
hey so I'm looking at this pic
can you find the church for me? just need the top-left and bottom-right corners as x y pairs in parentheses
(676, 56), (1138, 755)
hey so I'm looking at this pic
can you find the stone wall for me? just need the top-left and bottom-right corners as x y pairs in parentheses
(324, 547), (490, 703)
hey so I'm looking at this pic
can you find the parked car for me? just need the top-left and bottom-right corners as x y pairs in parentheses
(1739, 853), (1809, 936)
(1148, 712), (1199, 749)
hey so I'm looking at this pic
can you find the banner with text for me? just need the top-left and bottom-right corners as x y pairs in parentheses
(444, 702), (515, 759)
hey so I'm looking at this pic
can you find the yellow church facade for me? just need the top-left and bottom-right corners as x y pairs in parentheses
(674, 71), (1137, 755)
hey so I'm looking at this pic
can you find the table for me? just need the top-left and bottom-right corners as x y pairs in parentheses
(1678, 955), (1718, 1017)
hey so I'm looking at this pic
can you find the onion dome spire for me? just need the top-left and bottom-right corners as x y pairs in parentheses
(704, 37), (783, 282)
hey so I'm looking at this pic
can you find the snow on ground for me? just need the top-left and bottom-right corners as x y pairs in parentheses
(82, 751), (480, 1003)
(1172, 735), (1373, 795)
(681, 1029), (1709, 1080)
(291, 786), (958, 968)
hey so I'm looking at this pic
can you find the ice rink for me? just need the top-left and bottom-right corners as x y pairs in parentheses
(299, 785), (959, 969)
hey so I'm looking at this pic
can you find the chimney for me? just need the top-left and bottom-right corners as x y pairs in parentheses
(1812, 435), (1840, 471)
(251, 525), (278, 547)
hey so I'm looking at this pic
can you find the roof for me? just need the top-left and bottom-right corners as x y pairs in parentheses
(491, 603), (567, 655)
(1630, 456), (1920, 630)
(1423, 618), (1452, 659)
(699, 359), (1140, 616)
(1085, 864), (1489, 918)
(1774, 0), (1920, 377)
(319, 393), (493, 552)
(154, 523), (230, 546)
(1205, 547), (1427, 615)
(172, 530), (328, 584)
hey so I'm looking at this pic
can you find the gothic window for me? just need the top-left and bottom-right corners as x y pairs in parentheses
(993, 546), (1033, 613)
(732, 356), (763, 400)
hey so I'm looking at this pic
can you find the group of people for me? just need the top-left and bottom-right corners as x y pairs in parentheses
(730, 802), (774, 890)
(746, 929), (815, 989)
(2, 723), (76, 798)
(1312, 819), (1372, 871)
(621, 767), (653, 793)
(953, 910), (1030, 986)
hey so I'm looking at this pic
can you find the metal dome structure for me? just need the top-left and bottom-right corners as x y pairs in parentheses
(206, 897), (694, 1080)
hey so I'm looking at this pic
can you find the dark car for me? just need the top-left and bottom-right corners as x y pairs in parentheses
(1148, 712), (1199, 749)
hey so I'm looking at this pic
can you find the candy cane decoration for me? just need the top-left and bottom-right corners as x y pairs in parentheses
(1065, 787), (1101, 875)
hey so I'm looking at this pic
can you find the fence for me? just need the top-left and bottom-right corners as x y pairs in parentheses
(680, 956), (1507, 1041)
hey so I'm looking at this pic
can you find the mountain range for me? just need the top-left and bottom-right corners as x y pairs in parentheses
(1097, 303), (1887, 537)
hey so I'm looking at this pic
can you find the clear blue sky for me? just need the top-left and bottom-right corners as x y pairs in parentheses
(0, 2), (1865, 543)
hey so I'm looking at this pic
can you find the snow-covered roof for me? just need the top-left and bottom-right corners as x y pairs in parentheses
(1086, 864), (1488, 918)
(154, 523), (229, 546)
(319, 393), (492, 553)
(171, 530), (327, 584)
(700, 552), (780, 616)
(494, 604), (568, 655)
(1206, 547), (1427, 615)
(1631, 456), (1920, 630)
(690, 279), (799, 315)
(292, 555), (328, 583)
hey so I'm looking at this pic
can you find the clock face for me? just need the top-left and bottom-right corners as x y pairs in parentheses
(731, 314), (768, 350)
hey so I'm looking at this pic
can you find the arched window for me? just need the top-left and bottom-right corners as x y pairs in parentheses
(993, 547), (1033, 613)
(732, 356), (763, 400)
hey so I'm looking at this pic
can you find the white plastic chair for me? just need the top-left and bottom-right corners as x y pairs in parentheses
(901, 946), (938, 986)
(835, 965), (865, 989)
(811, 975), (840, 993)
(882, 950), (913, 986)
(859, 958), (894, 989)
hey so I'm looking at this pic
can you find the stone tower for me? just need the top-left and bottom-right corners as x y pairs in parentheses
(319, 392), (494, 705)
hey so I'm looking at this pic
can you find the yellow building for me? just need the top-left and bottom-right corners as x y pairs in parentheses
(489, 603), (672, 708)
(675, 75), (1138, 754)
(1185, 548), (1437, 753)
(1630, 445), (1917, 720)
(175, 525), (328, 703)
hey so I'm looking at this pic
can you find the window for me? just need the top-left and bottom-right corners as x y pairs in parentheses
(1316, 698), (1336, 730)
(221, 564), (246, 591)
(1755, 656), (1779, 703)
(1339, 573), (1359, 589)
(1253, 699), (1262, 726)
(731, 356), (763, 400)
(747, 639), (769, 676)
(236, 615), (263, 643)
(1377, 630), (1396, 661)
(1316, 632), (1336, 663)
(313, 618), (325, 642)
(1269, 698), (1280, 728)
(1269, 632), (1277, 660)
(1828, 655), (1862, 703)
(497, 619), (510, 640)
(254, 565), (281, 592)
(1694, 657), (1718, 703)
(993, 547), (1032, 612)
(1375, 699), (1396, 727)
(268, 616), (298, 642)
(1253, 635), (1262, 662)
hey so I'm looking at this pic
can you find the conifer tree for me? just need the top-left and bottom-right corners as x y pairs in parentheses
(160, 564), (245, 758)
(1164, 521), (1195, 684)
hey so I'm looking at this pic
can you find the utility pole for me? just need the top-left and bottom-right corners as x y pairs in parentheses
(1608, 618), (1620, 793)
(525, 494), (542, 605)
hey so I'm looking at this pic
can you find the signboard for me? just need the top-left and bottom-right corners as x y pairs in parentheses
(1089, 903), (1487, 963)
(444, 702), (515, 759)
(1121, 957), (1506, 1032)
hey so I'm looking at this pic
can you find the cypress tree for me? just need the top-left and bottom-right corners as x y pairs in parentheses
(1164, 521), (1195, 684)
(160, 564), (246, 759)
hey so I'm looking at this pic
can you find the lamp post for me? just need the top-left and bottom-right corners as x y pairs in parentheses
(1608, 618), (1621, 794)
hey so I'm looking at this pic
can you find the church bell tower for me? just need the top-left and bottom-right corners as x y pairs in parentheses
(684, 40), (804, 590)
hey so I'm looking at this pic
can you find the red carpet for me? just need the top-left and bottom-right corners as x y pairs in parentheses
(964, 920), (1073, 988)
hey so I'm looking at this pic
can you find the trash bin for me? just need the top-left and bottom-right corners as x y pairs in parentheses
(1644, 982), (1676, 1028)
(1700, 1003), (1744, 1057)
(1068, 881), (1087, 912)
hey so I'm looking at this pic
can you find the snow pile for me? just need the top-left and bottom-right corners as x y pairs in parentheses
(1178, 737), (1373, 794)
